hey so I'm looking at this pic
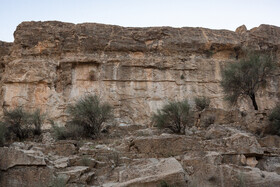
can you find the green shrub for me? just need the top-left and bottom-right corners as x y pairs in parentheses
(221, 53), (276, 110)
(268, 105), (280, 135)
(2, 107), (45, 141)
(66, 95), (113, 139)
(50, 120), (68, 140)
(152, 99), (191, 134)
(0, 123), (7, 146)
(194, 97), (210, 111)
(3, 107), (32, 141)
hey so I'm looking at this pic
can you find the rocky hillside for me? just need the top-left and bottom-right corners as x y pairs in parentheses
(0, 22), (280, 187)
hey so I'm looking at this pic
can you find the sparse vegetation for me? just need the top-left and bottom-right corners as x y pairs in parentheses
(1, 107), (45, 141)
(221, 52), (276, 110)
(152, 99), (191, 134)
(50, 121), (68, 140)
(268, 105), (280, 135)
(66, 94), (113, 139)
(50, 120), (84, 140)
(194, 97), (210, 111)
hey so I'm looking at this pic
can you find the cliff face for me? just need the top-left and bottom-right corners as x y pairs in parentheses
(1, 22), (280, 125)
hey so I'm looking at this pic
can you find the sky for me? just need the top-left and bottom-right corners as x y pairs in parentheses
(0, 0), (279, 42)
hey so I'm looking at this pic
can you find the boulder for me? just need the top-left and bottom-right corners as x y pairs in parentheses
(57, 166), (90, 183)
(104, 157), (187, 187)
(0, 147), (46, 170)
(0, 147), (52, 187)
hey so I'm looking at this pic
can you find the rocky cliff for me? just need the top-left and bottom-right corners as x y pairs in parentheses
(1, 21), (280, 187)
(1, 22), (280, 125)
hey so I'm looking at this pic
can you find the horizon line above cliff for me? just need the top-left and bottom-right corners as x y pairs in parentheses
(0, 21), (279, 44)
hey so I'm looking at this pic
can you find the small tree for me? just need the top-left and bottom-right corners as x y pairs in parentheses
(152, 99), (191, 134)
(221, 53), (276, 110)
(66, 94), (113, 138)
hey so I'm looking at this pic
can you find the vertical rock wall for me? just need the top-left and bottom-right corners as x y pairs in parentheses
(0, 22), (280, 126)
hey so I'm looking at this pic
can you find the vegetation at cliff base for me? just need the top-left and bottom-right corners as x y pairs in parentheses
(221, 52), (276, 110)
(0, 107), (45, 141)
(152, 99), (191, 134)
(66, 94), (113, 139)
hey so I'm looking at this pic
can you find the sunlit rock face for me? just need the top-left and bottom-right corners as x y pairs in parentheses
(0, 22), (280, 126)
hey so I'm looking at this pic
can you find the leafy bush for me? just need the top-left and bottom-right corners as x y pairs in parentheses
(221, 53), (276, 110)
(1, 107), (45, 141)
(66, 95), (113, 138)
(0, 123), (7, 146)
(3, 107), (31, 141)
(268, 105), (280, 135)
(152, 99), (191, 134)
(194, 97), (210, 111)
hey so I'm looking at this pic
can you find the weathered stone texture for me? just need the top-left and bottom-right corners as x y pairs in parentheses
(1, 22), (280, 125)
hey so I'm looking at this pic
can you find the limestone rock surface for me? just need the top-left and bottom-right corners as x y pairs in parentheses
(0, 22), (280, 125)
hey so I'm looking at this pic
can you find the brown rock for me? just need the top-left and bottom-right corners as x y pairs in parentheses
(43, 140), (78, 156)
(246, 157), (258, 167)
(0, 166), (53, 187)
(235, 24), (248, 34)
(103, 157), (187, 187)
(1, 21), (280, 125)
(0, 147), (46, 170)
(57, 166), (90, 183)
(0, 147), (52, 187)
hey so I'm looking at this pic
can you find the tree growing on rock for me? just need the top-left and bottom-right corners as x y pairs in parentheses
(220, 53), (276, 110)
(66, 94), (113, 139)
(152, 99), (191, 134)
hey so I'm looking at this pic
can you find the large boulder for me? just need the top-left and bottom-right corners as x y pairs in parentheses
(0, 147), (52, 187)
(103, 157), (187, 187)
(0, 147), (46, 170)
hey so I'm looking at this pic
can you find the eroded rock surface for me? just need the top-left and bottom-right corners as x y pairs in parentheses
(0, 22), (280, 125)
(1, 22), (280, 187)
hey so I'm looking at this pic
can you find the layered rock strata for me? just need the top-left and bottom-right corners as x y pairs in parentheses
(0, 22), (280, 125)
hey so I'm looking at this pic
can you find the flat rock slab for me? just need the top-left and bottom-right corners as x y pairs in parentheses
(0, 147), (46, 170)
(104, 157), (187, 187)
